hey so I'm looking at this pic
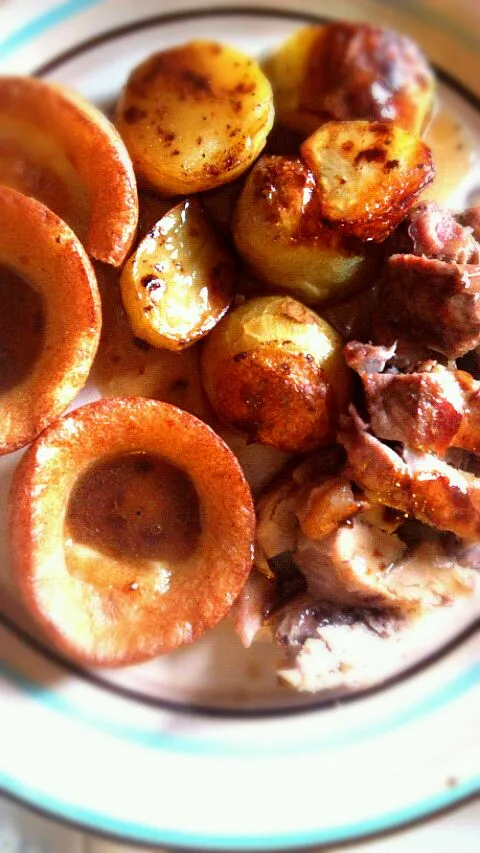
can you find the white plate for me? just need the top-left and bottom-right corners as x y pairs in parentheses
(0, 0), (479, 848)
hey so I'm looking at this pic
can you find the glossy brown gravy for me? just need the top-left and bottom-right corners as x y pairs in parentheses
(64, 452), (201, 586)
(0, 266), (44, 394)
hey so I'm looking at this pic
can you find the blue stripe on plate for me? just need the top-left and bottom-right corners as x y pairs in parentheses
(1, 768), (479, 848)
(0, 0), (102, 59)
(0, 657), (478, 756)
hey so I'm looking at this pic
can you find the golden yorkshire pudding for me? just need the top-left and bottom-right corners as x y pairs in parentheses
(0, 186), (101, 454)
(0, 76), (138, 266)
(115, 41), (274, 195)
(9, 398), (255, 666)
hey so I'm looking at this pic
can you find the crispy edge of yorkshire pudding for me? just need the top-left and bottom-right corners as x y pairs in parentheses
(0, 186), (102, 454)
(9, 397), (255, 666)
(0, 76), (138, 266)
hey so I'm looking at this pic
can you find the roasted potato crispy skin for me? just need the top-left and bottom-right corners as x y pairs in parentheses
(301, 120), (435, 241)
(0, 77), (138, 266)
(120, 198), (236, 351)
(116, 41), (274, 195)
(233, 155), (371, 304)
(201, 295), (350, 452)
(0, 187), (101, 455)
(9, 398), (255, 666)
(264, 22), (434, 136)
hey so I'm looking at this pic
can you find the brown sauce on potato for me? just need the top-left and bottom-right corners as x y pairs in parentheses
(64, 452), (201, 587)
(0, 266), (44, 393)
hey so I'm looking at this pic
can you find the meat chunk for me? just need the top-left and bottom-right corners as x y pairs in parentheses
(457, 206), (480, 242)
(296, 475), (367, 540)
(295, 518), (406, 608)
(339, 408), (480, 539)
(230, 570), (274, 648)
(345, 343), (480, 455)
(255, 448), (346, 574)
(387, 202), (480, 263)
(295, 522), (473, 610)
(407, 202), (480, 263)
(271, 595), (421, 692)
(343, 341), (397, 375)
(382, 254), (480, 358)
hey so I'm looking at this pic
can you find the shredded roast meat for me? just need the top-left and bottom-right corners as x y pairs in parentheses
(271, 594), (420, 692)
(381, 254), (480, 359)
(406, 201), (480, 263)
(345, 345), (480, 455)
(457, 206), (480, 242)
(230, 570), (273, 648)
(338, 408), (480, 540)
(233, 197), (480, 692)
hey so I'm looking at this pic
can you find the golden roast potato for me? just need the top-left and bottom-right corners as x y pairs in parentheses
(263, 22), (434, 136)
(0, 76), (138, 266)
(120, 198), (236, 350)
(0, 186), (101, 454)
(115, 41), (274, 194)
(9, 398), (255, 666)
(200, 295), (350, 452)
(233, 155), (371, 304)
(301, 120), (435, 241)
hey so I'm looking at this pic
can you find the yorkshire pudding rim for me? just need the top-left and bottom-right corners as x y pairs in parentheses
(0, 185), (101, 454)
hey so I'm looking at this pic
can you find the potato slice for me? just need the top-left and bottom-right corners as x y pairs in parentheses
(301, 120), (435, 241)
(115, 41), (274, 195)
(9, 398), (255, 666)
(263, 22), (434, 136)
(232, 155), (372, 304)
(201, 295), (351, 452)
(0, 77), (138, 266)
(120, 198), (236, 351)
(0, 186), (101, 454)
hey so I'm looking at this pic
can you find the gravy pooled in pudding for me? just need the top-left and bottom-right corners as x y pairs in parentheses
(0, 266), (44, 394)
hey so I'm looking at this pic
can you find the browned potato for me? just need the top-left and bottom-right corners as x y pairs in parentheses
(116, 41), (274, 195)
(301, 120), (435, 241)
(0, 76), (138, 266)
(120, 198), (236, 351)
(200, 295), (351, 453)
(232, 155), (371, 305)
(263, 22), (434, 136)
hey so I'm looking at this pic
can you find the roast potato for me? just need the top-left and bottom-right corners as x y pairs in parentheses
(200, 295), (350, 452)
(9, 398), (255, 666)
(0, 186), (101, 454)
(120, 198), (236, 350)
(301, 120), (435, 241)
(116, 41), (274, 195)
(232, 155), (371, 304)
(0, 76), (138, 266)
(263, 22), (434, 136)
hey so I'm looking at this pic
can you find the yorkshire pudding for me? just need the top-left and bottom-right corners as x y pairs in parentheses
(0, 186), (101, 454)
(9, 398), (255, 666)
(0, 76), (138, 266)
